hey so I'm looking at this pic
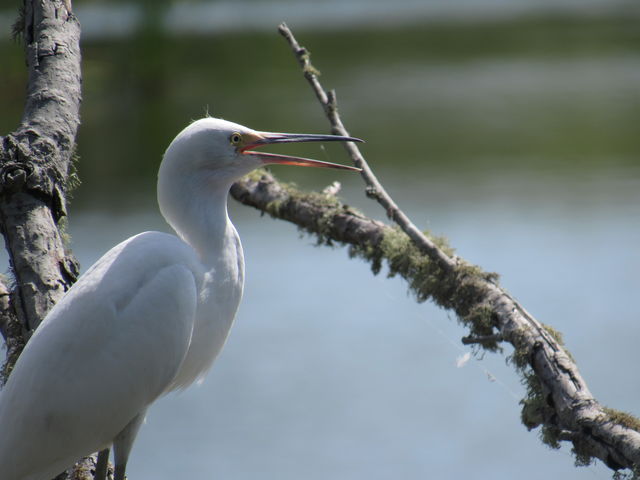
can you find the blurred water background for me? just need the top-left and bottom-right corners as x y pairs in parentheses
(1, 0), (639, 478)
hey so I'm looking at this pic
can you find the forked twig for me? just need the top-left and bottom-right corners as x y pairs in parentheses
(278, 23), (455, 271)
(268, 22), (640, 473)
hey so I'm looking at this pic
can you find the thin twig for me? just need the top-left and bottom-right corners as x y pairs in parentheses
(278, 23), (455, 272)
(272, 23), (640, 472)
(461, 334), (504, 345)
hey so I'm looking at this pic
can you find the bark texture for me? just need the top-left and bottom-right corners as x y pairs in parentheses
(0, 0), (80, 343)
(0, 1), (93, 478)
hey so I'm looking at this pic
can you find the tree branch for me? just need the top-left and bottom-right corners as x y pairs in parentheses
(229, 24), (640, 474)
(277, 23), (454, 271)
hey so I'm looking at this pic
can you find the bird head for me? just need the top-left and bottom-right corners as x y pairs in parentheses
(162, 117), (362, 184)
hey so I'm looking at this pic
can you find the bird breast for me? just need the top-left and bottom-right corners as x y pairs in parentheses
(168, 222), (245, 390)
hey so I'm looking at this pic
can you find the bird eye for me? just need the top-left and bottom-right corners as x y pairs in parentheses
(230, 133), (242, 145)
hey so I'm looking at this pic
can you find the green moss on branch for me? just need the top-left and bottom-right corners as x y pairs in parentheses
(231, 169), (640, 473)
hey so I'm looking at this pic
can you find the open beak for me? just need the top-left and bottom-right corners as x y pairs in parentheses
(241, 132), (363, 171)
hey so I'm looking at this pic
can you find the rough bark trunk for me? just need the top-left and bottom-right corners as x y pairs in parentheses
(0, 0), (81, 341)
(0, 1), (96, 478)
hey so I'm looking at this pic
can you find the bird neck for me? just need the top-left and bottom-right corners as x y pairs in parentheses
(158, 170), (237, 263)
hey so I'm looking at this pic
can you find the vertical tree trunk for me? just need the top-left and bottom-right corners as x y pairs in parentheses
(0, 2), (88, 476)
(0, 0), (93, 479)
(0, 0), (81, 357)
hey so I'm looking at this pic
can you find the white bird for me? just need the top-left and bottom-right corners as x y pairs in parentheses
(0, 117), (360, 480)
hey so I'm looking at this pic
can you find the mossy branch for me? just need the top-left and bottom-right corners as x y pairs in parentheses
(229, 25), (640, 475)
(232, 168), (640, 473)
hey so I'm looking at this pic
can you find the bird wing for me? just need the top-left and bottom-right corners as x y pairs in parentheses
(0, 232), (202, 480)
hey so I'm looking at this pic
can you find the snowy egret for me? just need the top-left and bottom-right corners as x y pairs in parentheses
(0, 117), (361, 480)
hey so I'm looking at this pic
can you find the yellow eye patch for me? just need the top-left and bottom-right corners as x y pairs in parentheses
(229, 132), (242, 145)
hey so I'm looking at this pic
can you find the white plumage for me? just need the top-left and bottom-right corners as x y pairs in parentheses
(0, 117), (359, 480)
